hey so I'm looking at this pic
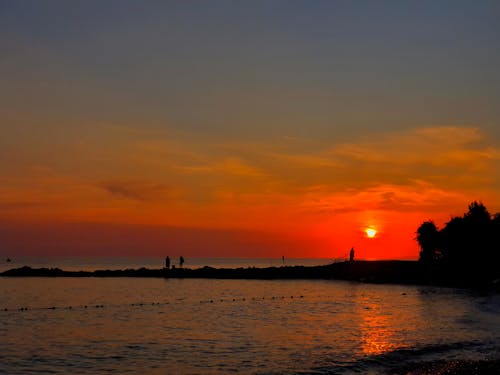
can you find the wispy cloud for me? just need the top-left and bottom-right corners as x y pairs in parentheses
(99, 180), (176, 201)
(298, 181), (468, 216)
(118, 125), (500, 208)
(179, 157), (266, 177)
(332, 126), (498, 168)
(2, 124), (499, 231)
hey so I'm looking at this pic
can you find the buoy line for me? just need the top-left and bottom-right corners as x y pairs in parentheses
(2, 295), (306, 313)
(199, 295), (304, 304)
(2, 302), (169, 313)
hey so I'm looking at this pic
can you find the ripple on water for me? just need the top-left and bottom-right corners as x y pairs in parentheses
(1, 278), (499, 374)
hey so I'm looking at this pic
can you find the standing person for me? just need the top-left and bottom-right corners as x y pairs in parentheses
(282, 255), (285, 265)
(179, 256), (185, 268)
(349, 247), (355, 262)
(165, 256), (170, 269)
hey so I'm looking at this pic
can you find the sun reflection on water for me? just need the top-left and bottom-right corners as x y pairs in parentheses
(359, 303), (398, 355)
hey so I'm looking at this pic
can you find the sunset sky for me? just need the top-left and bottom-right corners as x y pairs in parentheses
(1, 1), (499, 259)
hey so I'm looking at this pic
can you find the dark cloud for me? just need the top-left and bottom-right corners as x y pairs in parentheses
(99, 180), (170, 200)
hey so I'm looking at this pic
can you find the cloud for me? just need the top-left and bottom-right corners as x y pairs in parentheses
(99, 180), (175, 201)
(298, 181), (469, 216)
(178, 157), (266, 177)
(332, 126), (497, 167)
(98, 124), (500, 196)
(168, 126), (500, 210)
(2, 124), (499, 229)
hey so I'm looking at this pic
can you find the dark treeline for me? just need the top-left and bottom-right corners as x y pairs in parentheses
(416, 201), (500, 285)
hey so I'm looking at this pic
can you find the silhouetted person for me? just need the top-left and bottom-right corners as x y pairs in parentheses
(349, 247), (355, 262)
(282, 256), (285, 265)
(179, 256), (185, 268)
(165, 256), (170, 269)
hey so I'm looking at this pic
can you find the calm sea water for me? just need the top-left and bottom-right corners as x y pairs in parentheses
(1, 258), (499, 374)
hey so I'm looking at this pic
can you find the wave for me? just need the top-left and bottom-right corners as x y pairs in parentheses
(307, 340), (500, 374)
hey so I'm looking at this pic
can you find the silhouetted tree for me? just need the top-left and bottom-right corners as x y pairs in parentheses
(440, 216), (462, 265)
(416, 221), (439, 264)
(465, 201), (491, 223)
(416, 201), (500, 284)
(463, 201), (492, 267)
(438, 202), (493, 267)
(489, 213), (500, 265)
(415, 201), (500, 285)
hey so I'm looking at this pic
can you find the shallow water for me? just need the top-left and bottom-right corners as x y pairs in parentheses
(1, 276), (499, 374)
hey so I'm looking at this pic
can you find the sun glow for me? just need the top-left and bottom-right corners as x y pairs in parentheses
(365, 228), (377, 238)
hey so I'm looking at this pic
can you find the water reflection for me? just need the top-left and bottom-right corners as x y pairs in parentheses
(349, 285), (413, 357)
(1, 278), (498, 374)
(359, 303), (397, 355)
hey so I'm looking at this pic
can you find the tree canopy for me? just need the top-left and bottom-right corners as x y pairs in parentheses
(415, 201), (500, 283)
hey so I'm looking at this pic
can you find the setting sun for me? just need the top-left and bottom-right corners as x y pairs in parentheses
(365, 228), (377, 238)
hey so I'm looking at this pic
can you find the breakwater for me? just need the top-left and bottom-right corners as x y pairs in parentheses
(2, 260), (499, 290)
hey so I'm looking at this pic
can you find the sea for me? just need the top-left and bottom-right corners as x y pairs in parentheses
(1, 257), (499, 374)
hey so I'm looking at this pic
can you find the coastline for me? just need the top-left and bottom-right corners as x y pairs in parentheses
(390, 359), (500, 375)
(2, 260), (499, 290)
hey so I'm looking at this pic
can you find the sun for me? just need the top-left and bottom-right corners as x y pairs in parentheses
(365, 228), (377, 238)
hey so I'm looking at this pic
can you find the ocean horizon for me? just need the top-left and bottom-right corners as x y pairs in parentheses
(1, 255), (423, 273)
(1, 256), (344, 273)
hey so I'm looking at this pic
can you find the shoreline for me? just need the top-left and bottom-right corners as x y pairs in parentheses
(2, 260), (499, 290)
(389, 359), (500, 375)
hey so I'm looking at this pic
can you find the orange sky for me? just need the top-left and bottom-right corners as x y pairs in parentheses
(1, 2), (500, 259)
(2, 125), (499, 259)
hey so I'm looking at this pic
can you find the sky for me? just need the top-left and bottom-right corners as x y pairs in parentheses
(1, 0), (500, 259)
